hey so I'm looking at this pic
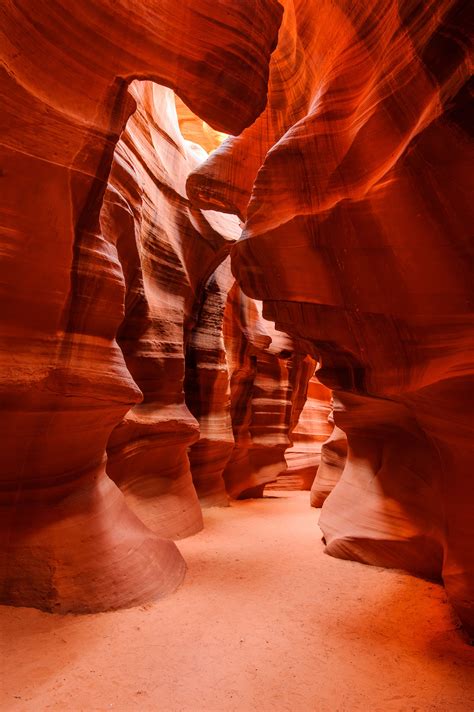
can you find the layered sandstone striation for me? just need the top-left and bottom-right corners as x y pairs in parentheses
(185, 260), (236, 507)
(0, 0), (282, 612)
(192, 0), (474, 635)
(310, 418), (348, 508)
(186, 257), (325, 503)
(276, 377), (332, 491)
(222, 287), (298, 499)
(2, 0), (471, 639)
(103, 82), (242, 538)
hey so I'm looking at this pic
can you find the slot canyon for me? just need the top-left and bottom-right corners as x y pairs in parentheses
(0, 1), (473, 710)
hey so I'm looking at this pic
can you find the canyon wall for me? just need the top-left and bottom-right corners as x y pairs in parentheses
(276, 378), (332, 492)
(0, 0), (325, 613)
(186, 257), (329, 503)
(190, 0), (474, 635)
(104, 82), (317, 530)
(103, 81), (242, 540)
(0, 0), (283, 612)
(1, 0), (471, 640)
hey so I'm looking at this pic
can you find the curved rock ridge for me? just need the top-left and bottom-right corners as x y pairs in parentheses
(221, 287), (307, 499)
(190, 1), (474, 634)
(175, 96), (228, 155)
(185, 259), (235, 508)
(104, 81), (245, 539)
(276, 377), (332, 491)
(0, 1), (281, 612)
(186, 257), (331, 503)
(310, 418), (348, 508)
(187, 0), (321, 218)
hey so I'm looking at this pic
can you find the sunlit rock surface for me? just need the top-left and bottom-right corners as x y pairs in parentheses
(104, 82), (243, 538)
(193, 0), (474, 634)
(175, 96), (227, 155)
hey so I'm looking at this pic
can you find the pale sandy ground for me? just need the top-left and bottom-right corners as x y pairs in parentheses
(1, 492), (473, 712)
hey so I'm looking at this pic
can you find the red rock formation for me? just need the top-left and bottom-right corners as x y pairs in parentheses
(186, 259), (324, 503)
(187, 0), (321, 219)
(0, 0), (282, 612)
(104, 81), (243, 538)
(221, 287), (294, 498)
(185, 259), (235, 508)
(175, 96), (227, 155)
(310, 419), (348, 507)
(192, 0), (474, 635)
(278, 377), (332, 491)
(3, 0), (472, 642)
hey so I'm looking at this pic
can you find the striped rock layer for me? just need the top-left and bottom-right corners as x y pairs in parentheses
(1, 0), (472, 641)
(186, 257), (329, 504)
(0, 0), (283, 613)
(103, 81), (241, 540)
(191, 0), (473, 634)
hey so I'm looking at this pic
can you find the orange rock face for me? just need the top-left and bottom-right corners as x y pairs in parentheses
(1, 0), (472, 642)
(186, 257), (325, 503)
(310, 420), (348, 508)
(192, 0), (473, 634)
(0, 0), (282, 612)
(185, 259), (236, 507)
(103, 81), (244, 539)
(280, 378), (332, 491)
(221, 287), (289, 498)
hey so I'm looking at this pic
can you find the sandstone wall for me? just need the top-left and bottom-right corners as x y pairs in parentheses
(0, 0), (282, 612)
(190, 0), (474, 635)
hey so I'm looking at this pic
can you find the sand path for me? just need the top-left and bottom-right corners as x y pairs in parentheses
(1, 492), (473, 711)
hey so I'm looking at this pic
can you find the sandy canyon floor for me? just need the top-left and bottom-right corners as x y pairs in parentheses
(1, 492), (473, 712)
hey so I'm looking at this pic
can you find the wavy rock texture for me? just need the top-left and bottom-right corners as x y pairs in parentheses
(310, 419), (348, 508)
(192, 0), (474, 634)
(103, 81), (243, 539)
(185, 259), (235, 507)
(222, 287), (297, 499)
(186, 258), (328, 503)
(0, 0), (282, 612)
(186, 0), (321, 218)
(277, 377), (332, 491)
(3, 0), (472, 641)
